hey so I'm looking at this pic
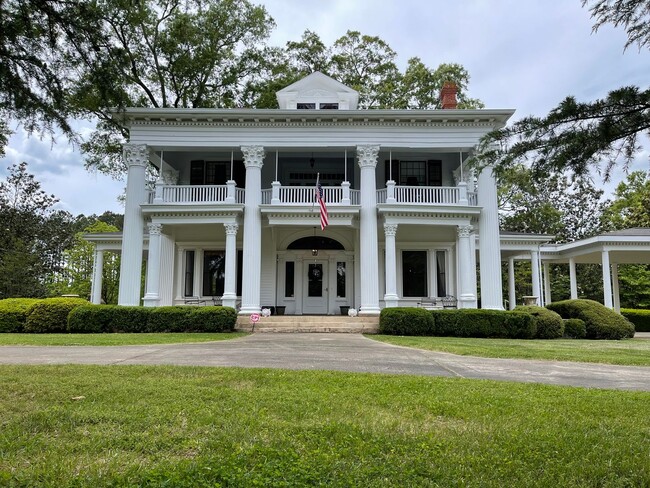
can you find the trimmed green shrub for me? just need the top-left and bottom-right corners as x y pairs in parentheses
(431, 309), (535, 339)
(564, 319), (587, 339)
(68, 305), (237, 333)
(515, 306), (565, 339)
(379, 307), (434, 336)
(621, 309), (650, 332)
(188, 307), (237, 332)
(147, 307), (194, 332)
(0, 298), (42, 332)
(546, 299), (635, 340)
(24, 298), (89, 333)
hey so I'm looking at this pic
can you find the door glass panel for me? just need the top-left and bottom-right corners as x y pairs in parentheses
(336, 262), (346, 297)
(308, 263), (323, 297)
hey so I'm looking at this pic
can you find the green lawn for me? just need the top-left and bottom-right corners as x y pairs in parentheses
(0, 332), (247, 346)
(0, 365), (648, 487)
(370, 335), (650, 366)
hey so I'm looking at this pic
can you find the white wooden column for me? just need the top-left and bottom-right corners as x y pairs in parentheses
(118, 144), (148, 306)
(240, 145), (265, 314)
(569, 257), (578, 299)
(357, 145), (381, 315)
(508, 257), (516, 310)
(91, 249), (104, 304)
(612, 263), (621, 313)
(143, 223), (163, 307)
(531, 250), (541, 305)
(477, 165), (503, 309)
(602, 249), (613, 308)
(175, 247), (185, 300)
(457, 225), (476, 308)
(383, 223), (398, 308)
(543, 262), (552, 306)
(295, 257), (304, 315)
(222, 223), (239, 309)
(193, 249), (203, 298)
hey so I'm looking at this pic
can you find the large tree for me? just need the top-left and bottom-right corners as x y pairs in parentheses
(0, 0), (105, 154)
(476, 0), (650, 179)
(0, 162), (77, 298)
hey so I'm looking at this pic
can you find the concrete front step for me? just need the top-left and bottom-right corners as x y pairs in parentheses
(236, 315), (379, 333)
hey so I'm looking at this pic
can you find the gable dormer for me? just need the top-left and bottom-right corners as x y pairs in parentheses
(276, 71), (359, 110)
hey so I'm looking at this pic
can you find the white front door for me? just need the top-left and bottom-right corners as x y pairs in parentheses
(302, 260), (328, 314)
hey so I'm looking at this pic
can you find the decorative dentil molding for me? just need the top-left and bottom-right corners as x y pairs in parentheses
(148, 223), (163, 235)
(241, 146), (265, 168)
(457, 225), (473, 238)
(356, 145), (380, 168)
(383, 223), (398, 237)
(224, 223), (239, 235)
(123, 144), (148, 168)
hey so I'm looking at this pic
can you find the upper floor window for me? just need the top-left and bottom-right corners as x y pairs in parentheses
(385, 160), (443, 186)
(190, 160), (245, 187)
(296, 102), (339, 110)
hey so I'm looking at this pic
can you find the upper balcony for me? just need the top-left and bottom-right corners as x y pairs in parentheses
(145, 180), (477, 207)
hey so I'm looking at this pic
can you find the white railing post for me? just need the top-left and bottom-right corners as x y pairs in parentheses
(226, 180), (236, 203)
(386, 180), (396, 203)
(271, 181), (281, 204)
(341, 181), (351, 205)
(458, 181), (468, 205)
(153, 183), (164, 204)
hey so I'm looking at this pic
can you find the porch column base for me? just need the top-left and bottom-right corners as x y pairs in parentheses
(143, 294), (160, 307)
(239, 306), (261, 315)
(359, 306), (381, 316)
(383, 295), (399, 308)
(458, 294), (477, 309)
(221, 293), (237, 309)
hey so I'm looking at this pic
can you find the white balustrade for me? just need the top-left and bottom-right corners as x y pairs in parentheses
(350, 190), (360, 205)
(376, 186), (479, 205)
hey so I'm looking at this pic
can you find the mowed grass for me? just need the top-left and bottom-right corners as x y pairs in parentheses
(370, 335), (650, 366)
(1, 365), (649, 487)
(0, 332), (247, 346)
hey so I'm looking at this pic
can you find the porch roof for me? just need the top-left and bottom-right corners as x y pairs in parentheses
(540, 228), (650, 264)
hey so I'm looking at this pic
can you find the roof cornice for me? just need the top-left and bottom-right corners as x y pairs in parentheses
(113, 108), (515, 129)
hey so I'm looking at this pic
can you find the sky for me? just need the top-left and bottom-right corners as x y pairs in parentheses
(1, 0), (648, 216)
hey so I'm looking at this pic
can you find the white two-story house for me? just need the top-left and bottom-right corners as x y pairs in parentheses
(88, 72), (516, 315)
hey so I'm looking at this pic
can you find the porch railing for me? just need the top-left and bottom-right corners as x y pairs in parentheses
(261, 185), (360, 205)
(377, 185), (477, 206)
(147, 184), (245, 204)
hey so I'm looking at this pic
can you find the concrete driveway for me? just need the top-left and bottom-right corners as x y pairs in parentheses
(1, 333), (649, 391)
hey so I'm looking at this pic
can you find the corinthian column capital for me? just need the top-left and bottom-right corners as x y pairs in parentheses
(357, 145), (380, 168)
(123, 144), (148, 168)
(241, 146), (265, 168)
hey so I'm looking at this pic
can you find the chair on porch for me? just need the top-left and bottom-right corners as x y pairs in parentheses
(417, 298), (443, 310)
(183, 296), (206, 306)
(441, 295), (457, 309)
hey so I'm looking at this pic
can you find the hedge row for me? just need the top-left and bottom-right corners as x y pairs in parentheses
(25, 298), (90, 333)
(514, 306), (564, 339)
(0, 298), (42, 332)
(621, 309), (650, 332)
(547, 299), (635, 340)
(0, 298), (88, 333)
(67, 305), (237, 333)
(379, 308), (536, 339)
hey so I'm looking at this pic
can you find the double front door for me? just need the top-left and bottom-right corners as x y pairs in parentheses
(302, 260), (328, 314)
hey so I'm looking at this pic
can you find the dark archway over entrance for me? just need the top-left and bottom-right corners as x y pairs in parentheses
(288, 236), (345, 250)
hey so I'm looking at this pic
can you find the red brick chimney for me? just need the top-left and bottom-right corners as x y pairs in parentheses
(440, 81), (458, 109)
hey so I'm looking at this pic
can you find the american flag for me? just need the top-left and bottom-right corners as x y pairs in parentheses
(315, 175), (329, 230)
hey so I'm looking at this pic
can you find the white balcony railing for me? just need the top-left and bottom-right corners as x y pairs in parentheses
(148, 184), (245, 204)
(146, 183), (472, 207)
(378, 185), (477, 206)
